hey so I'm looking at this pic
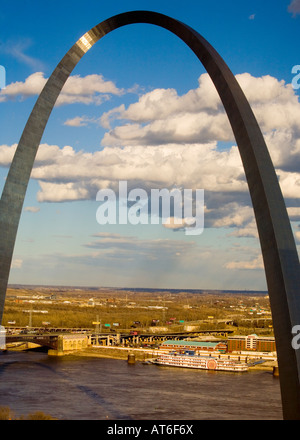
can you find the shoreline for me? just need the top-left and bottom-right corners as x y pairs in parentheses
(4, 344), (278, 373)
(72, 346), (278, 372)
(74, 346), (159, 361)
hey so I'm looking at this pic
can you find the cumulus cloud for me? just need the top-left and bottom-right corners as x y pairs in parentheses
(37, 181), (91, 202)
(57, 74), (124, 106)
(0, 72), (46, 102)
(0, 143), (17, 165)
(100, 72), (300, 157)
(1, 71), (300, 244)
(101, 74), (231, 146)
(100, 105), (126, 129)
(17, 142), (245, 202)
(211, 204), (254, 229)
(0, 138), (299, 239)
(122, 74), (222, 120)
(228, 219), (258, 239)
(102, 112), (232, 146)
(0, 72), (124, 105)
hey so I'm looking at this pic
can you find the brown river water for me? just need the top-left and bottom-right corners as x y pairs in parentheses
(0, 350), (282, 420)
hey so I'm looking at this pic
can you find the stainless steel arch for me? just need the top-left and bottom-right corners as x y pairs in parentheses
(0, 10), (299, 419)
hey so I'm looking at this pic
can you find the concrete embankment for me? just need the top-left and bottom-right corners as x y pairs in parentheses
(248, 360), (278, 372)
(75, 346), (159, 361)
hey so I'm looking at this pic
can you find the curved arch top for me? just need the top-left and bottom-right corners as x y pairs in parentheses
(0, 10), (299, 418)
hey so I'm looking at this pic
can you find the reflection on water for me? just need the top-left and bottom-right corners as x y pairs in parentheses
(0, 351), (282, 420)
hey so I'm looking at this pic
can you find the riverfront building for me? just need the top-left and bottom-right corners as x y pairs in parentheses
(227, 334), (276, 352)
(160, 335), (276, 354)
(160, 340), (227, 353)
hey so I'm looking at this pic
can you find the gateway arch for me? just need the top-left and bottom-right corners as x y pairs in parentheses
(0, 10), (300, 419)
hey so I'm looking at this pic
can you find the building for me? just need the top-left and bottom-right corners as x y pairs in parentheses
(227, 334), (276, 352)
(160, 339), (227, 353)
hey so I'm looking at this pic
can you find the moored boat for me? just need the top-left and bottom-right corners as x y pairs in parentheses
(152, 351), (248, 372)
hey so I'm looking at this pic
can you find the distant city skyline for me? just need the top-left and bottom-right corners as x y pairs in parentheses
(0, 0), (299, 290)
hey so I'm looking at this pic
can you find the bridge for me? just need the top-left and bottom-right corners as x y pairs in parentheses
(5, 328), (91, 355)
(6, 332), (59, 350)
(4, 327), (234, 353)
(6, 326), (92, 334)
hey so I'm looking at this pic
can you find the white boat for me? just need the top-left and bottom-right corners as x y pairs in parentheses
(152, 351), (248, 372)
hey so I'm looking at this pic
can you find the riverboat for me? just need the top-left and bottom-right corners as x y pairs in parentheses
(150, 351), (248, 372)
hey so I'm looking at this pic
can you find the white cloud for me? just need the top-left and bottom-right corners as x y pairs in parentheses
(20, 142), (245, 202)
(0, 72), (46, 102)
(57, 74), (124, 106)
(102, 112), (231, 146)
(277, 169), (300, 199)
(122, 75), (222, 120)
(0, 143), (17, 165)
(288, 207), (300, 221)
(100, 72), (300, 154)
(101, 74), (231, 146)
(212, 204), (254, 228)
(228, 219), (258, 239)
(11, 258), (23, 269)
(225, 255), (263, 270)
(64, 116), (89, 127)
(295, 231), (300, 242)
(0, 138), (299, 237)
(0, 72), (124, 105)
(37, 181), (90, 202)
(100, 104), (125, 129)
(24, 206), (40, 213)
(1, 71), (300, 242)
(162, 217), (188, 231)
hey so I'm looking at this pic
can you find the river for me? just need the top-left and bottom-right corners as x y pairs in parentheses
(0, 350), (282, 420)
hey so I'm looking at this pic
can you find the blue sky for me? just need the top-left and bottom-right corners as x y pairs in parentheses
(0, 0), (299, 290)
